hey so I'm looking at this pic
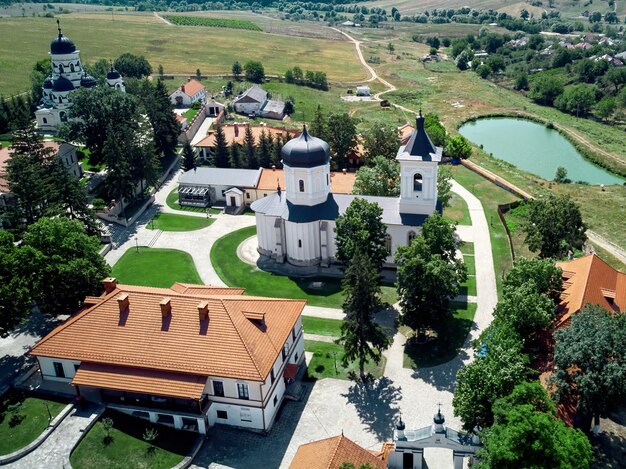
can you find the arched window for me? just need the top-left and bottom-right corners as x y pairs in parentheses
(299, 180), (305, 192)
(384, 234), (392, 255)
(60, 112), (67, 123)
(413, 173), (423, 192)
(408, 231), (416, 244)
(70, 64), (75, 73)
(58, 64), (64, 74)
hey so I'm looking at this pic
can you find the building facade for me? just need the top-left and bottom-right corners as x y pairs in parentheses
(169, 79), (206, 107)
(251, 112), (441, 267)
(29, 280), (306, 434)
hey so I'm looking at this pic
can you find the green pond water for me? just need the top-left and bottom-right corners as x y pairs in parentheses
(458, 118), (624, 185)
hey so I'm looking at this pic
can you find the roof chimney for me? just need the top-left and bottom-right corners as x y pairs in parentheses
(342, 168), (347, 174)
(198, 301), (209, 321)
(271, 164), (276, 171)
(103, 277), (118, 294)
(234, 124), (239, 137)
(160, 297), (172, 317)
(181, 84), (185, 93)
(117, 293), (129, 314)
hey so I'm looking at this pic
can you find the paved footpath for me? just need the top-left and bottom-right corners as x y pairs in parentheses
(7, 405), (103, 469)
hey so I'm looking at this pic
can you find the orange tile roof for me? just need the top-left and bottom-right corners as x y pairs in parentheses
(179, 79), (205, 97)
(30, 283), (305, 382)
(290, 435), (385, 469)
(399, 124), (415, 144)
(257, 168), (356, 194)
(555, 254), (626, 328)
(73, 362), (206, 400)
(195, 124), (298, 148)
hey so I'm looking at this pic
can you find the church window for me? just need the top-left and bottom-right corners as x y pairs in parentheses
(70, 64), (75, 73)
(408, 231), (416, 244)
(384, 234), (392, 255)
(42, 118), (48, 124)
(298, 240), (302, 248)
(58, 64), (64, 73)
(326, 174), (329, 186)
(298, 180), (304, 192)
(413, 173), (423, 192)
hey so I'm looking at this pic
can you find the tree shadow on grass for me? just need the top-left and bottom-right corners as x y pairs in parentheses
(342, 376), (402, 440)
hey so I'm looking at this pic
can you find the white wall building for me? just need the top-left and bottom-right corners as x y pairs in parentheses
(30, 281), (306, 435)
(251, 112), (442, 267)
(169, 79), (206, 107)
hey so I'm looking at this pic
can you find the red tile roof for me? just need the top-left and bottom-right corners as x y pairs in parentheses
(257, 168), (356, 194)
(290, 435), (385, 469)
(555, 254), (626, 328)
(179, 79), (205, 97)
(30, 283), (305, 382)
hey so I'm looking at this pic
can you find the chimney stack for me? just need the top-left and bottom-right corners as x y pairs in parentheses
(117, 293), (129, 314)
(160, 297), (172, 317)
(181, 84), (185, 93)
(234, 124), (239, 137)
(343, 168), (347, 174)
(198, 301), (209, 321)
(103, 277), (118, 294)
(272, 164), (276, 171)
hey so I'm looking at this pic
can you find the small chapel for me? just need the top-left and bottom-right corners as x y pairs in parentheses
(251, 111), (442, 267)
(35, 21), (125, 132)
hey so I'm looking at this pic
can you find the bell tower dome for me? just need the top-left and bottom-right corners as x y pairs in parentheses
(281, 126), (331, 207)
(396, 111), (442, 216)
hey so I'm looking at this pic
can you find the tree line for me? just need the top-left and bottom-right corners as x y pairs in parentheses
(284, 66), (328, 90)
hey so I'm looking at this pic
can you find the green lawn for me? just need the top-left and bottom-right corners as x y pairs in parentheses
(443, 192), (471, 226)
(165, 188), (220, 214)
(210, 226), (398, 308)
(402, 301), (477, 369)
(182, 107), (200, 122)
(459, 252), (477, 297)
(0, 391), (67, 456)
(147, 212), (215, 232)
(302, 316), (343, 337)
(451, 166), (519, 297)
(304, 340), (385, 381)
(70, 410), (195, 469)
(112, 247), (203, 288)
(459, 241), (474, 255)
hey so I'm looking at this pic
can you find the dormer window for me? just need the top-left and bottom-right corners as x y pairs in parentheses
(413, 173), (423, 192)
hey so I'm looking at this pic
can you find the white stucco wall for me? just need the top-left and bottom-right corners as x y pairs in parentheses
(284, 164), (330, 206)
(399, 160), (438, 215)
(38, 357), (81, 383)
(234, 101), (263, 115)
(285, 220), (321, 264)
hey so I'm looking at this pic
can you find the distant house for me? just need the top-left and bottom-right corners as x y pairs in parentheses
(169, 79), (206, 107)
(0, 141), (81, 207)
(206, 97), (225, 117)
(574, 42), (593, 50)
(341, 20), (355, 27)
(29, 279), (306, 435)
(232, 86), (285, 120)
(356, 85), (371, 96)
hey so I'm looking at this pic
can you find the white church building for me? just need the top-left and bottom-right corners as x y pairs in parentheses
(35, 20), (125, 132)
(251, 112), (442, 267)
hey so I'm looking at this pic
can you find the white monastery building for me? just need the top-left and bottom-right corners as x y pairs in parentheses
(251, 112), (441, 267)
(29, 279), (305, 434)
(169, 79), (206, 107)
(36, 21), (125, 132)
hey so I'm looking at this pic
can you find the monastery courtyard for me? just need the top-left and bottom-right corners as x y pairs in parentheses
(98, 169), (496, 469)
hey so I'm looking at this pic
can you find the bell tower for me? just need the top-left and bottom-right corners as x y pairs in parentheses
(396, 111), (442, 215)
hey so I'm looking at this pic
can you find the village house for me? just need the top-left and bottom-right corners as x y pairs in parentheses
(356, 85), (371, 96)
(232, 86), (285, 120)
(28, 279), (306, 435)
(0, 141), (82, 207)
(169, 79), (206, 107)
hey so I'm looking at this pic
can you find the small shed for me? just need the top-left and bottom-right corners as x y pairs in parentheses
(356, 85), (371, 97)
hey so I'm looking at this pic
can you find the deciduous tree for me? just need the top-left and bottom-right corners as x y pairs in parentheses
(363, 124), (399, 161)
(114, 52), (152, 78)
(444, 135), (472, 160)
(353, 156), (400, 197)
(503, 258), (562, 299)
(243, 61), (265, 83)
(232, 61), (242, 81)
(326, 113), (358, 170)
(437, 166), (453, 209)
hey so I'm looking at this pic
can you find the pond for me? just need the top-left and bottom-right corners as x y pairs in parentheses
(458, 117), (624, 185)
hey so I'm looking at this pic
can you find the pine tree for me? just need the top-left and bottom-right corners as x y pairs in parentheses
(229, 141), (241, 168)
(147, 79), (181, 157)
(182, 141), (196, 171)
(258, 129), (272, 168)
(103, 124), (136, 217)
(310, 104), (326, 140)
(339, 250), (391, 381)
(243, 125), (258, 169)
(213, 124), (230, 168)
(272, 134), (283, 168)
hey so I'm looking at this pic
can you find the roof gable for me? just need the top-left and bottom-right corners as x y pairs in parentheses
(290, 434), (385, 469)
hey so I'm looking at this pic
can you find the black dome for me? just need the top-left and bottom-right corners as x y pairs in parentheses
(43, 76), (53, 89)
(50, 33), (76, 55)
(433, 410), (445, 425)
(52, 76), (75, 93)
(281, 126), (330, 168)
(80, 74), (97, 88)
(107, 68), (121, 80)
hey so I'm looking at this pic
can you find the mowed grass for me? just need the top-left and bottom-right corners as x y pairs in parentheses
(210, 226), (397, 308)
(0, 391), (67, 456)
(111, 247), (202, 288)
(302, 316), (343, 337)
(402, 301), (477, 368)
(304, 340), (385, 380)
(0, 15), (365, 96)
(443, 192), (471, 225)
(147, 212), (215, 232)
(70, 410), (195, 469)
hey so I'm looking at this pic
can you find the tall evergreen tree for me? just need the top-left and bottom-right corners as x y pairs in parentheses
(102, 124), (135, 216)
(213, 124), (230, 168)
(310, 105), (326, 141)
(258, 129), (272, 168)
(141, 79), (180, 157)
(6, 124), (55, 226)
(339, 250), (391, 381)
(229, 141), (242, 168)
(243, 125), (258, 169)
(272, 134), (283, 168)
(182, 141), (196, 172)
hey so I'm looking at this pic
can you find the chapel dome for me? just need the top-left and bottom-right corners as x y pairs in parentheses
(43, 76), (53, 89)
(52, 76), (75, 93)
(80, 74), (97, 88)
(281, 126), (330, 168)
(50, 33), (76, 55)
(107, 68), (121, 80)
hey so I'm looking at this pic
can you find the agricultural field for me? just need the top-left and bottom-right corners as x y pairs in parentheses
(0, 14), (364, 96)
(163, 15), (262, 31)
